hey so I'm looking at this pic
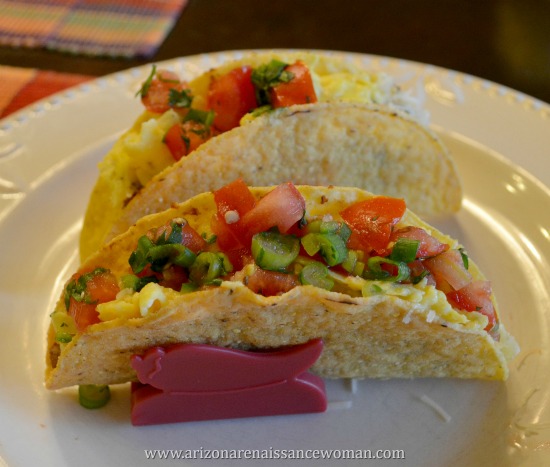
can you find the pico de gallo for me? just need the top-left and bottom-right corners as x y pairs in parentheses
(136, 60), (318, 160)
(55, 180), (499, 349)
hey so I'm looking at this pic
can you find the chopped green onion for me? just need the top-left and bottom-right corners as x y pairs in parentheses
(129, 220), (197, 275)
(129, 236), (155, 274)
(364, 257), (410, 282)
(300, 232), (348, 267)
(341, 250), (365, 276)
(319, 220), (352, 243)
(300, 233), (321, 256)
(249, 105), (272, 119)
(121, 273), (158, 292)
(121, 274), (140, 290)
(299, 262), (334, 291)
(180, 282), (198, 294)
(148, 243), (196, 270)
(305, 220), (351, 242)
(50, 310), (77, 343)
(78, 384), (111, 409)
(389, 238), (419, 263)
(251, 231), (300, 272)
(189, 252), (233, 286)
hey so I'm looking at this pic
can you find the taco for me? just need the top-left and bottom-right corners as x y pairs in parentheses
(47, 182), (517, 390)
(79, 51), (461, 261)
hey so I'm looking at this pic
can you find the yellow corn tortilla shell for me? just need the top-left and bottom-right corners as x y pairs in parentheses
(79, 51), (446, 262)
(47, 186), (515, 390)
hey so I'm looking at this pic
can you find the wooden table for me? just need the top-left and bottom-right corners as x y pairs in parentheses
(1, 0), (549, 103)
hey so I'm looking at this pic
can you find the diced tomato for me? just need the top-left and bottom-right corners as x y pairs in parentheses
(408, 260), (436, 286)
(340, 197), (406, 253)
(245, 268), (299, 296)
(163, 121), (211, 161)
(141, 69), (190, 114)
(67, 299), (100, 333)
(207, 66), (257, 132)
(137, 264), (162, 281)
(269, 61), (318, 108)
(423, 249), (472, 293)
(158, 265), (188, 291)
(389, 226), (449, 258)
(211, 179), (257, 250)
(240, 182), (306, 241)
(223, 248), (253, 272)
(446, 280), (497, 331)
(67, 270), (120, 332)
(214, 178), (256, 218)
(211, 213), (245, 251)
(153, 219), (207, 253)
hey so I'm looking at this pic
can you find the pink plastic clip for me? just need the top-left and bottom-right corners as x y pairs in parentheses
(130, 339), (327, 425)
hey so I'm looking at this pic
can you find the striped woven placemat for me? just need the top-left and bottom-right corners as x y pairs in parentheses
(0, 0), (188, 58)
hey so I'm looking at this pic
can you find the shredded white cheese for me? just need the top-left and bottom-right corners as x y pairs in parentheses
(346, 378), (359, 395)
(426, 310), (436, 323)
(327, 400), (353, 411)
(402, 310), (413, 324)
(419, 394), (451, 422)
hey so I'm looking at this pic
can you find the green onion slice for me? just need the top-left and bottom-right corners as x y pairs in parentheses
(78, 384), (111, 409)
(50, 310), (77, 343)
(189, 252), (233, 286)
(300, 232), (348, 267)
(389, 238), (420, 263)
(180, 282), (199, 294)
(341, 250), (366, 276)
(148, 243), (196, 270)
(364, 257), (410, 282)
(299, 262), (334, 290)
(251, 231), (300, 272)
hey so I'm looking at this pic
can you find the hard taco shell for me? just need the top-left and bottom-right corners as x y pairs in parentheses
(47, 185), (515, 390)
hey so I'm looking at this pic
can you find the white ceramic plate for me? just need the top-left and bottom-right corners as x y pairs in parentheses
(1, 50), (549, 467)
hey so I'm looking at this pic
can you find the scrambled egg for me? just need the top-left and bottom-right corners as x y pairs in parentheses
(122, 110), (179, 187)
(97, 282), (169, 321)
(79, 52), (416, 261)
(330, 272), (489, 330)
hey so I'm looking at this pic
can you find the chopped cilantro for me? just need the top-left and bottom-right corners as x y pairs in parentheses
(128, 220), (197, 289)
(64, 267), (109, 310)
(135, 65), (157, 98)
(183, 108), (215, 128)
(251, 59), (294, 105)
(168, 88), (193, 108)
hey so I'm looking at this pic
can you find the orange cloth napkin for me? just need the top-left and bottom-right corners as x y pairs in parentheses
(0, 65), (92, 118)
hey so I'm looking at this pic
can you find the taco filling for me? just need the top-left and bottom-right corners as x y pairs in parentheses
(80, 52), (442, 261)
(47, 182), (517, 390)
